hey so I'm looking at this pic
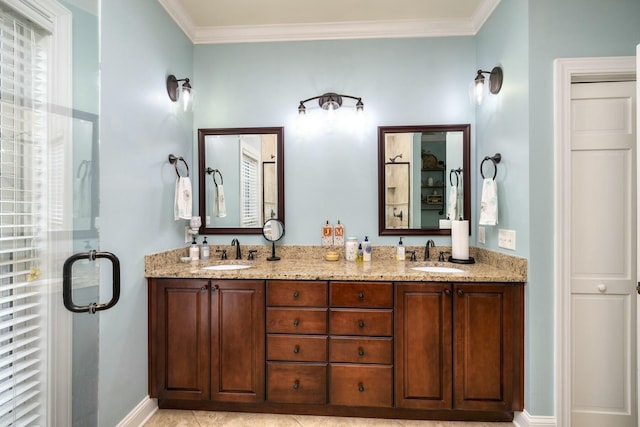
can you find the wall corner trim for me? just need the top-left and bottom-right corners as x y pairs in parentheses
(513, 410), (557, 427)
(116, 396), (158, 427)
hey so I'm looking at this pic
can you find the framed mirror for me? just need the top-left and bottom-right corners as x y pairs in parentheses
(378, 124), (470, 235)
(198, 127), (284, 234)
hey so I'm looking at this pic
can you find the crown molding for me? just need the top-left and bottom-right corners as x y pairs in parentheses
(192, 18), (476, 44)
(159, 0), (500, 44)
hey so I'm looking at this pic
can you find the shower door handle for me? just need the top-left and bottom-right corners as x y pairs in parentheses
(62, 250), (121, 313)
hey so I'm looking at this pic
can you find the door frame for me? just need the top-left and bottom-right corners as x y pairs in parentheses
(554, 56), (636, 427)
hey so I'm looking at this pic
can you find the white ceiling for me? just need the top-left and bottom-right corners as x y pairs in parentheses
(158, 0), (500, 44)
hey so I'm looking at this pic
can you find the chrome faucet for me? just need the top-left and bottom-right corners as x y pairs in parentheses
(425, 239), (435, 261)
(231, 238), (241, 260)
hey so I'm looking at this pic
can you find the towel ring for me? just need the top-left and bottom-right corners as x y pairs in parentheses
(205, 167), (224, 186)
(168, 154), (189, 178)
(480, 153), (501, 180)
(449, 168), (462, 187)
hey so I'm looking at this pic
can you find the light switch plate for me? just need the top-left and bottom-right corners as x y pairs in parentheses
(498, 229), (516, 250)
(185, 226), (191, 243)
(478, 226), (486, 244)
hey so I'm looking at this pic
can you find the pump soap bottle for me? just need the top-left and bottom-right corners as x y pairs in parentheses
(201, 237), (210, 260)
(333, 220), (345, 246)
(190, 237), (200, 261)
(362, 236), (371, 262)
(396, 237), (405, 261)
(322, 220), (333, 246)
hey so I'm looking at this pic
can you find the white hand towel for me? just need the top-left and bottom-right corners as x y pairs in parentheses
(447, 185), (458, 221)
(479, 178), (498, 225)
(174, 177), (192, 220)
(215, 184), (227, 218)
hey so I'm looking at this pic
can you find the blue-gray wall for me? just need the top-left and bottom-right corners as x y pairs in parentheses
(193, 38), (476, 246)
(96, 0), (640, 423)
(100, 0), (193, 425)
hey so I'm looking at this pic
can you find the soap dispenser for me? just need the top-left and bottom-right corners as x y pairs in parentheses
(189, 237), (200, 261)
(322, 220), (333, 246)
(201, 237), (210, 260)
(362, 236), (371, 262)
(396, 237), (405, 261)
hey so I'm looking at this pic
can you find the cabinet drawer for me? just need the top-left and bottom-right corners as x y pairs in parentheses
(267, 280), (328, 307)
(329, 309), (393, 336)
(267, 308), (328, 334)
(329, 337), (392, 364)
(267, 335), (328, 362)
(330, 282), (393, 308)
(267, 362), (327, 404)
(329, 364), (392, 407)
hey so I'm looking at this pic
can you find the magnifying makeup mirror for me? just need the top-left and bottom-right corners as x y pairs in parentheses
(262, 218), (285, 261)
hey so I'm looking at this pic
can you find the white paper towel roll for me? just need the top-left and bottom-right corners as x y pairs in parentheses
(451, 220), (469, 260)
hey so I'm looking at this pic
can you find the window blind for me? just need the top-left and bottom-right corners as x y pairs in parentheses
(240, 150), (259, 227)
(0, 6), (47, 426)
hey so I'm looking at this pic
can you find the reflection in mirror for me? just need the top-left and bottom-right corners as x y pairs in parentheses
(71, 110), (99, 239)
(378, 124), (470, 236)
(198, 127), (284, 234)
(263, 218), (285, 261)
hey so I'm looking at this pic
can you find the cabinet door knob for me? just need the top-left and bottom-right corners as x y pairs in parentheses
(200, 286), (207, 293)
(457, 289), (464, 297)
(211, 284), (219, 292)
(293, 345), (300, 354)
(293, 291), (300, 299)
(358, 348), (365, 357)
(358, 383), (365, 392)
(358, 320), (365, 328)
(293, 319), (300, 327)
(358, 292), (365, 300)
(293, 380), (300, 390)
(444, 288), (451, 296)
(597, 284), (607, 293)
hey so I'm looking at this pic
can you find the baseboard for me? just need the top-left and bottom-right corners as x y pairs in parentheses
(513, 410), (557, 427)
(116, 396), (158, 427)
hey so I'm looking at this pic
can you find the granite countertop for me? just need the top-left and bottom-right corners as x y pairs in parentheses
(145, 245), (527, 283)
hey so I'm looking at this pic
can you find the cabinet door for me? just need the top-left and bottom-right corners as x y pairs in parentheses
(394, 282), (452, 409)
(154, 279), (210, 401)
(453, 283), (516, 411)
(211, 280), (265, 403)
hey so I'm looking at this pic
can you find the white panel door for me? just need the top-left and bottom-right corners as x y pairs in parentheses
(570, 80), (637, 427)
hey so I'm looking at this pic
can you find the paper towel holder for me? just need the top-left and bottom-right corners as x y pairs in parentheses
(449, 255), (475, 264)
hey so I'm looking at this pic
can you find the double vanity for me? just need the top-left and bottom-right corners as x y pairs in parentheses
(145, 245), (526, 422)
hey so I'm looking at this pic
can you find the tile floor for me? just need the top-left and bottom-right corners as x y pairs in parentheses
(144, 410), (514, 427)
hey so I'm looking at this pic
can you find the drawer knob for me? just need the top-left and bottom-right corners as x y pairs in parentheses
(293, 345), (300, 354)
(358, 320), (365, 328)
(293, 291), (300, 299)
(358, 292), (364, 300)
(358, 383), (365, 392)
(358, 348), (365, 357)
(293, 319), (300, 327)
(293, 380), (300, 390)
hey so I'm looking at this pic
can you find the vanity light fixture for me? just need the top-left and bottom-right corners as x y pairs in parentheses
(472, 66), (503, 105)
(167, 74), (194, 111)
(297, 92), (364, 116)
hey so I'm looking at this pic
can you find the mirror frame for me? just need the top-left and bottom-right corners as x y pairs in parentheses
(377, 124), (470, 236)
(198, 127), (285, 235)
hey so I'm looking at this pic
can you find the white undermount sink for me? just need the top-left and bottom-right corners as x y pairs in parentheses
(411, 266), (465, 273)
(202, 264), (253, 271)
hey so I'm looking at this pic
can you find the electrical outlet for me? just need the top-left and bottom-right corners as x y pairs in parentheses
(498, 229), (516, 250)
(185, 226), (191, 243)
(478, 226), (486, 244)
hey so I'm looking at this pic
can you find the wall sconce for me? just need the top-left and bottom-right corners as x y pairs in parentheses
(166, 74), (193, 111)
(298, 92), (364, 116)
(472, 66), (503, 105)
